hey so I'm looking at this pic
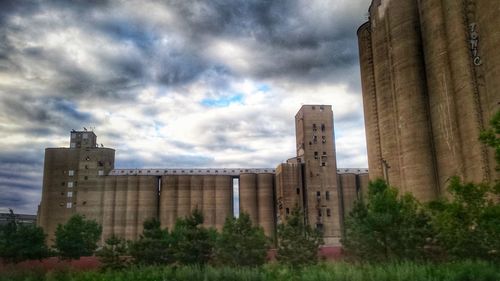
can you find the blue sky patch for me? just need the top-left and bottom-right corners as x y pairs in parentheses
(201, 94), (244, 107)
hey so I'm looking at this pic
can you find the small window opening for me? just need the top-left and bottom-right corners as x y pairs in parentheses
(316, 191), (321, 200)
(286, 208), (290, 215)
(327, 209), (331, 217)
(326, 191), (330, 200)
(313, 124), (317, 131)
(296, 188), (300, 195)
(321, 124), (325, 131)
(318, 209), (322, 217)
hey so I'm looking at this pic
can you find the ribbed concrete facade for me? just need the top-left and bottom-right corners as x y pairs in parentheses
(358, 0), (499, 200)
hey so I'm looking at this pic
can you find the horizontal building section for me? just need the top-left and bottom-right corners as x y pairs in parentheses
(109, 168), (276, 176)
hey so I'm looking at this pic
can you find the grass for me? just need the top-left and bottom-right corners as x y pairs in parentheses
(1, 261), (499, 281)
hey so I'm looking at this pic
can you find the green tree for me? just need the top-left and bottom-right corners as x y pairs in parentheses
(276, 207), (323, 267)
(479, 110), (500, 170)
(129, 218), (170, 265)
(170, 209), (215, 265)
(0, 216), (49, 263)
(215, 212), (268, 266)
(96, 235), (129, 270)
(428, 177), (500, 261)
(53, 214), (102, 260)
(342, 179), (433, 262)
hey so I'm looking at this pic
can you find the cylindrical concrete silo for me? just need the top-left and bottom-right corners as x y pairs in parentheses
(357, 22), (383, 181)
(369, 3), (402, 188)
(257, 173), (275, 238)
(417, 0), (464, 195)
(358, 174), (370, 201)
(159, 175), (177, 230)
(441, 0), (486, 184)
(215, 175), (233, 230)
(137, 176), (159, 237)
(476, 1), (500, 182)
(125, 176), (138, 240)
(339, 174), (357, 216)
(113, 176), (128, 239)
(177, 175), (191, 219)
(239, 173), (258, 225)
(202, 176), (216, 227)
(101, 176), (116, 242)
(387, 0), (438, 201)
(190, 176), (203, 212)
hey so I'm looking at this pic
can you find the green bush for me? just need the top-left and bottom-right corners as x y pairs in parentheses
(1, 261), (499, 281)
(129, 218), (170, 265)
(53, 214), (101, 260)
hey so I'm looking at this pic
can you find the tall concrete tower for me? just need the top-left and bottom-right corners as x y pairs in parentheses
(37, 130), (115, 243)
(296, 105), (341, 245)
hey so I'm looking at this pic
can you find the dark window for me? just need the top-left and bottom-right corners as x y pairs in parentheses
(85, 156), (90, 161)
(326, 191), (330, 200)
(296, 188), (300, 195)
(321, 124), (325, 131)
(320, 106), (324, 111)
(323, 152), (327, 155)
(321, 162), (326, 167)
(313, 124), (317, 131)
(84, 176), (88, 180)
(322, 136), (326, 143)
(314, 151), (318, 159)
(313, 135), (317, 143)
(318, 209), (322, 217)
(98, 161), (104, 167)
(316, 191), (321, 200)
(327, 209), (331, 217)
(312, 106), (316, 110)
(85, 165), (88, 169)
(286, 208), (290, 215)
(316, 223), (324, 232)
(61, 182), (65, 186)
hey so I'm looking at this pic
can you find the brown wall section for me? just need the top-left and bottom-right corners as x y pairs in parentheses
(202, 176), (216, 227)
(239, 173), (258, 225)
(257, 173), (275, 238)
(215, 176), (233, 230)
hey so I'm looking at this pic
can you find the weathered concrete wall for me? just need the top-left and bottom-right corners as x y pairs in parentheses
(359, 0), (499, 201)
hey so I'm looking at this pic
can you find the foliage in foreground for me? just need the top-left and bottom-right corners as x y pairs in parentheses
(215, 212), (269, 267)
(276, 207), (323, 267)
(428, 177), (500, 261)
(128, 218), (170, 265)
(0, 213), (49, 263)
(1, 261), (499, 281)
(342, 179), (432, 262)
(53, 214), (102, 260)
(96, 235), (129, 270)
(170, 209), (216, 265)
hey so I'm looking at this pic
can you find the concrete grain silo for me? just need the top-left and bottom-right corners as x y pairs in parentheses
(125, 176), (138, 240)
(257, 173), (275, 238)
(202, 175), (216, 227)
(176, 175), (191, 219)
(113, 176), (128, 239)
(159, 175), (177, 230)
(215, 175), (233, 230)
(101, 176), (116, 242)
(190, 175), (203, 212)
(239, 173), (258, 225)
(136, 176), (159, 236)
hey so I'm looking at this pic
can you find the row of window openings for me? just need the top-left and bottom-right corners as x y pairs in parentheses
(311, 106), (325, 111)
(310, 136), (327, 145)
(317, 191), (330, 200)
(61, 201), (87, 209)
(284, 207), (331, 217)
(312, 124), (326, 132)
(67, 170), (104, 178)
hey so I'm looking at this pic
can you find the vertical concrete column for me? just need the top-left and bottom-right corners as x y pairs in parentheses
(476, 0), (500, 182)
(339, 174), (357, 216)
(177, 175), (191, 219)
(239, 173), (258, 225)
(370, 4), (403, 188)
(257, 173), (275, 238)
(357, 22), (384, 181)
(113, 176), (128, 239)
(190, 176), (203, 212)
(125, 176), (138, 241)
(215, 175), (233, 231)
(159, 175), (177, 230)
(137, 176), (159, 237)
(358, 174), (370, 201)
(387, 0), (438, 201)
(202, 176), (216, 227)
(417, 0), (464, 194)
(442, 0), (486, 183)
(101, 176), (116, 242)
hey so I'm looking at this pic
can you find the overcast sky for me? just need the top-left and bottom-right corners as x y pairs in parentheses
(0, 0), (371, 214)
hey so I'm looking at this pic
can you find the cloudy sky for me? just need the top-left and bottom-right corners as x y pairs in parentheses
(0, 0), (371, 214)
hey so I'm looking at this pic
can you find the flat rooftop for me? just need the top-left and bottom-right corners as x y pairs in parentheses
(109, 168), (368, 176)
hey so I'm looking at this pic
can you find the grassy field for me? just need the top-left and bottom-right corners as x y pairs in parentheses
(1, 261), (499, 281)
